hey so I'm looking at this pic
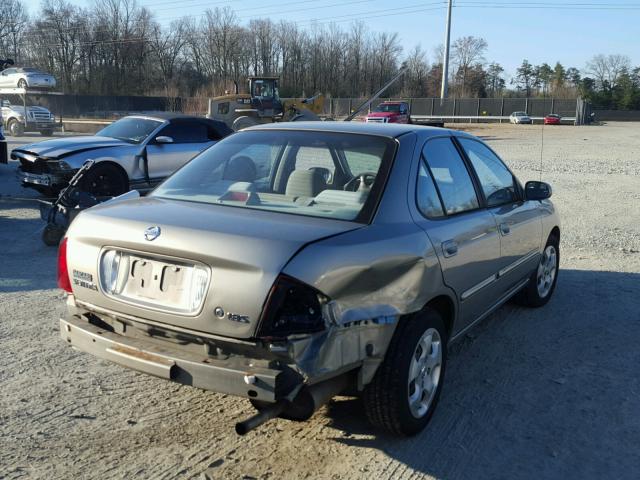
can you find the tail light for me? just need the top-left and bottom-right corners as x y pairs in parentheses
(57, 237), (72, 293)
(257, 275), (327, 338)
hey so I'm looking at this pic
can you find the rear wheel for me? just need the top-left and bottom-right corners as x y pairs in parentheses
(80, 163), (128, 197)
(363, 309), (447, 436)
(516, 234), (559, 307)
(8, 119), (24, 137)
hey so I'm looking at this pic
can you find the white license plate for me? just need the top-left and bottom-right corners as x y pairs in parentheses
(101, 251), (209, 315)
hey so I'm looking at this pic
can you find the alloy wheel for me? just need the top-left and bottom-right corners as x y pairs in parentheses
(408, 328), (442, 418)
(537, 245), (557, 298)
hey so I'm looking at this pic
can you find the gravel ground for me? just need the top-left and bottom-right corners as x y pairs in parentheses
(1, 123), (639, 480)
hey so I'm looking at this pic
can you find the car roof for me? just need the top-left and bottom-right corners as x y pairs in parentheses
(128, 112), (203, 121)
(247, 121), (465, 139)
(125, 113), (233, 134)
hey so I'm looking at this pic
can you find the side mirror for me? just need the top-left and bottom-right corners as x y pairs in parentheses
(155, 135), (174, 144)
(525, 181), (552, 200)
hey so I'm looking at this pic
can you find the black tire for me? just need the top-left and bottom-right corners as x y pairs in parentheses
(8, 119), (24, 137)
(515, 233), (559, 308)
(42, 223), (66, 246)
(18, 79), (27, 89)
(80, 163), (129, 197)
(40, 129), (54, 136)
(363, 309), (447, 436)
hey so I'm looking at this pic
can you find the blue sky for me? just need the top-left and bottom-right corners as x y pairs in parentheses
(24, 0), (640, 80)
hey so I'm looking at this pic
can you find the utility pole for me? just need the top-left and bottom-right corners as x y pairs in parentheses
(440, 0), (453, 103)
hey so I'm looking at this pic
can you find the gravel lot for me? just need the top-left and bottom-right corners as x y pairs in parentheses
(1, 123), (639, 479)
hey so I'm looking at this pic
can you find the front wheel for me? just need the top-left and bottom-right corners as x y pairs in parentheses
(516, 234), (559, 307)
(80, 163), (129, 197)
(363, 309), (447, 436)
(8, 119), (24, 137)
(40, 129), (54, 136)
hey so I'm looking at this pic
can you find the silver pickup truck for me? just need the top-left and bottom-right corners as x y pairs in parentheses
(1, 100), (58, 137)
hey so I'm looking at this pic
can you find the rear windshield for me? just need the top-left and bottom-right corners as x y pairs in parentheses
(152, 130), (396, 223)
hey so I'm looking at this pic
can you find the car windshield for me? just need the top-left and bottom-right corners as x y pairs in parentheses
(96, 117), (162, 144)
(152, 130), (396, 223)
(374, 104), (401, 113)
(513, 112), (527, 116)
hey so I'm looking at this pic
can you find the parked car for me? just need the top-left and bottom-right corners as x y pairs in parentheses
(1, 100), (58, 136)
(544, 113), (562, 125)
(366, 101), (411, 123)
(510, 111), (532, 124)
(12, 113), (232, 196)
(0, 67), (57, 89)
(58, 122), (560, 436)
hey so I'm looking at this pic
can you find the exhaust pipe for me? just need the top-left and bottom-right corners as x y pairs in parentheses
(234, 372), (352, 435)
(235, 400), (287, 436)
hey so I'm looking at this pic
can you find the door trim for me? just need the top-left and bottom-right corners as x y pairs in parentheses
(452, 277), (530, 342)
(461, 273), (497, 301)
(460, 248), (539, 301)
(498, 249), (539, 277)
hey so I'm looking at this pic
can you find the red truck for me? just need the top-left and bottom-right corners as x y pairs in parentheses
(365, 101), (411, 124)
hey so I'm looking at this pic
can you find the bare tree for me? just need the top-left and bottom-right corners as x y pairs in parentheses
(0, 0), (28, 62)
(452, 36), (487, 96)
(587, 54), (631, 90)
(402, 46), (429, 97)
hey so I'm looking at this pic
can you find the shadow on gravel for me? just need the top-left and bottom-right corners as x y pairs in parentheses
(0, 205), (57, 292)
(324, 269), (640, 479)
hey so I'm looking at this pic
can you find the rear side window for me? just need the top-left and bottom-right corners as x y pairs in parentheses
(458, 138), (518, 207)
(417, 160), (445, 218)
(422, 138), (479, 215)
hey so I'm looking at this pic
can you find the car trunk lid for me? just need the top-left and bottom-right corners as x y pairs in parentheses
(65, 196), (361, 338)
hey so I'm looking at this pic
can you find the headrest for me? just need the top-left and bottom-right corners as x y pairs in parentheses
(223, 155), (256, 182)
(285, 169), (327, 198)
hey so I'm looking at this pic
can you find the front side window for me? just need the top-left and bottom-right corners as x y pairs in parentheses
(343, 143), (386, 177)
(423, 138), (479, 215)
(152, 130), (396, 223)
(458, 138), (518, 207)
(96, 117), (162, 144)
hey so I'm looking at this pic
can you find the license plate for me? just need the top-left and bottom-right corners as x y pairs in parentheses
(101, 251), (209, 315)
(19, 172), (50, 186)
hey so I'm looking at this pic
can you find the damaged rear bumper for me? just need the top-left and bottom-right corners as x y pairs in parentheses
(60, 315), (300, 402)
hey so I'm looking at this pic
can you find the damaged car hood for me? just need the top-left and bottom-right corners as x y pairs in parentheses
(12, 135), (132, 160)
(65, 196), (362, 338)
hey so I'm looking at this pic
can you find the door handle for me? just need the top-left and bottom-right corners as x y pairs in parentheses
(442, 240), (458, 258)
(499, 223), (511, 235)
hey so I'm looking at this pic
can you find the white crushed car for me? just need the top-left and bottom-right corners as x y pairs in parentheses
(0, 67), (57, 89)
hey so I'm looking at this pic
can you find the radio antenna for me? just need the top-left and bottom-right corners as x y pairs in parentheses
(539, 116), (545, 181)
